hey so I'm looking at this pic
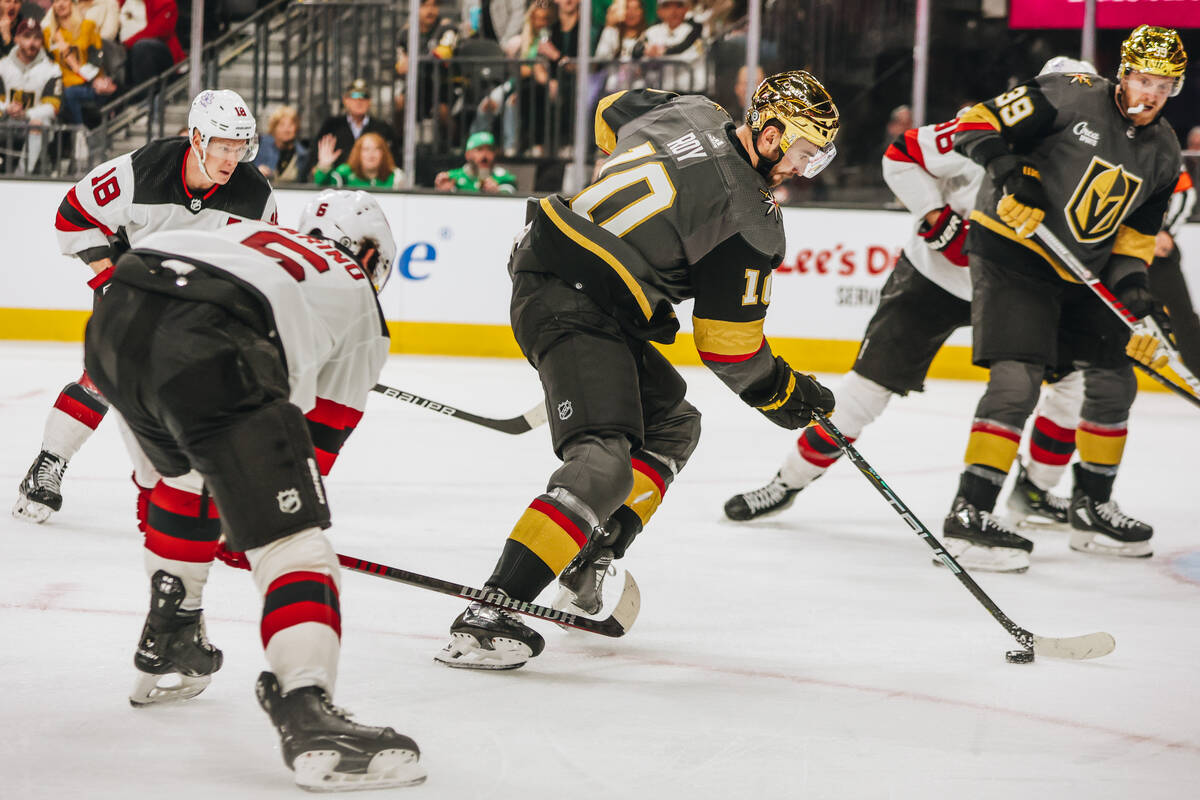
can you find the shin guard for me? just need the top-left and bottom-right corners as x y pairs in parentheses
(249, 528), (342, 694)
(142, 471), (220, 611)
(43, 374), (108, 461)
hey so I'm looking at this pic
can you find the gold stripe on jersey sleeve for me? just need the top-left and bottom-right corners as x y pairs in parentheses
(969, 211), (1080, 283)
(539, 196), (653, 321)
(958, 103), (1001, 132)
(595, 91), (628, 155)
(1111, 224), (1155, 264)
(693, 316), (765, 357)
(42, 97), (61, 112)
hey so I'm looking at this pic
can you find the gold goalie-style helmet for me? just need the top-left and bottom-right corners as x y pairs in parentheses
(746, 70), (840, 150)
(1119, 25), (1187, 96)
(746, 70), (839, 178)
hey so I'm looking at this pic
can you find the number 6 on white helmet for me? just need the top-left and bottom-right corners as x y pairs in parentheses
(298, 189), (398, 291)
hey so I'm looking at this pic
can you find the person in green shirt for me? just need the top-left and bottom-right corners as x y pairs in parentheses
(313, 132), (403, 189)
(434, 131), (519, 194)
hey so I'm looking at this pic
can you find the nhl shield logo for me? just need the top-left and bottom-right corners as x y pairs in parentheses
(557, 400), (574, 420)
(188, 197), (203, 213)
(276, 488), (302, 514)
(1064, 156), (1143, 243)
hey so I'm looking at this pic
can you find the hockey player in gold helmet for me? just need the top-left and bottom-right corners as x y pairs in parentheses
(1116, 25), (1187, 126)
(744, 69), (840, 182)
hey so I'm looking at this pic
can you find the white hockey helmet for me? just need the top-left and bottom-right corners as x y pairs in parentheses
(1039, 56), (1097, 76)
(298, 190), (397, 290)
(188, 89), (259, 179)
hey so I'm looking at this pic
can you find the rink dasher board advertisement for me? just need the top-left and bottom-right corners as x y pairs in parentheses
(3, 182), (1198, 372)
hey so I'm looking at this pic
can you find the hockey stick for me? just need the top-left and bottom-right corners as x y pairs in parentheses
(372, 383), (548, 434)
(813, 413), (1115, 660)
(1035, 225), (1200, 398)
(1131, 359), (1200, 409)
(217, 546), (638, 637)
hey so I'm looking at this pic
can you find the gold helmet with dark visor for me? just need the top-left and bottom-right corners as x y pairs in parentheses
(746, 70), (840, 177)
(1119, 25), (1187, 96)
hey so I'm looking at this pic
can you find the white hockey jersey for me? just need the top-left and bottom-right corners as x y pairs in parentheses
(129, 222), (389, 423)
(881, 117), (983, 301)
(0, 48), (63, 125)
(56, 137), (277, 264)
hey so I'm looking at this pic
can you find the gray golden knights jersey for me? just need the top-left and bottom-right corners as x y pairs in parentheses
(55, 137), (277, 265)
(517, 88), (786, 382)
(126, 222), (389, 419)
(955, 72), (1180, 286)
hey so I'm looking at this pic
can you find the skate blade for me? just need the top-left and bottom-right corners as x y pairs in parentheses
(294, 749), (426, 792)
(1068, 530), (1152, 558)
(433, 632), (531, 670)
(550, 586), (600, 631)
(935, 540), (1030, 573)
(129, 671), (212, 707)
(1008, 513), (1069, 532)
(11, 497), (53, 524)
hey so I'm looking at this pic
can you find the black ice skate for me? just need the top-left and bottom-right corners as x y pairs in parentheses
(941, 497), (1034, 573)
(434, 589), (546, 670)
(12, 450), (68, 524)
(1068, 489), (1153, 558)
(129, 570), (223, 707)
(1005, 465), (1070, 528)
(256, 671), (425, 792)
(554, 533), (616, 617)
(723, 471), (803, 521)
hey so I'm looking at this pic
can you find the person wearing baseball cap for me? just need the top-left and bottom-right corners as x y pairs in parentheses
(434, 130), (518, 194)
(300, 76), (397, 180)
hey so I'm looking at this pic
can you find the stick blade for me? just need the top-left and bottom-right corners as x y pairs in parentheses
(609, 571), (641, 634)
(1032, 631), (1115, 660)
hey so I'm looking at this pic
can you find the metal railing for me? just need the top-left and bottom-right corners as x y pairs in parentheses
(0, 120), (94, 179)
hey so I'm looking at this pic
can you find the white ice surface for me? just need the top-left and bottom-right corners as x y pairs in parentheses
(2, 342), (1198, 799)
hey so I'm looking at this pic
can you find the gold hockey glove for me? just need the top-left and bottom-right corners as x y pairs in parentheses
(1126, 332), (1168, 371)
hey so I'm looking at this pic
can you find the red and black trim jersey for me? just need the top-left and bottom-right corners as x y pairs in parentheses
(1163, 167), (1196, 237)
(56, 137), (277, 264)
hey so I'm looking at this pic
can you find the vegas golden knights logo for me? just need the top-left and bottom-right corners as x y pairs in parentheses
(1064, 156), (1143, 243)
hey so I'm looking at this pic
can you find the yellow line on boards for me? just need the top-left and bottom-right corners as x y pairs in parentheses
(0, 308), (1178, 393)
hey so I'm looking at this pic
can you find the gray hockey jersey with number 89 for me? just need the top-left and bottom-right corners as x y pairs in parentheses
(955, 72), (1179, 285)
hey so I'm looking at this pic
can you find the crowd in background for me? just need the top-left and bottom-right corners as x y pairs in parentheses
(2, 0), (1200, 205)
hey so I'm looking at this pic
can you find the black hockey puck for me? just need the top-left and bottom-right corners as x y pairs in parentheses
(1005, 649), (1035, 664)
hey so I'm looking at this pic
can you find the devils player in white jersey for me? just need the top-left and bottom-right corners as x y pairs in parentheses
(724, 61), (1095, 549)
(13, 88), (277, 525)
(83, 190), (425, 792)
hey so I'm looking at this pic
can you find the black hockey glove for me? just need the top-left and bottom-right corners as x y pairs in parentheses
(990, 155), (1049, 239)
(918, 205), (969, 267)
(1113, 272), (1155, 320)
(739, 356), (835, 430)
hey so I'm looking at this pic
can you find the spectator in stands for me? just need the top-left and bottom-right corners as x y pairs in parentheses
(514, 0), (554, 155)
(434, 129), (516, 193)
(1, 0), (27, 58)
(117, 0), (185, 90)
(44, 0), (117, 125)
(595, 0), (648, 93)
(1187, 125), (1200, 152)
(541, 0), (582, 152)
(394, 0), (456, 143)
(0, 17), (63, 173)
(469, 0), (524, 56)
(690, 0), (733, 38)
(76, 0), (119, 40)
(591, 0), (656, 49)
(302, 77), (397, 179)
(313, 130), (403, 189)
(254, 104), (307, 184)
(75, 0), (122, 78)
(729, 62), (762, 120)
(635, 0), (705, 93)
